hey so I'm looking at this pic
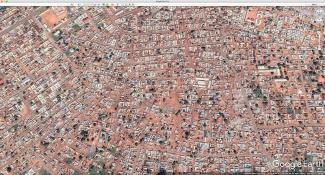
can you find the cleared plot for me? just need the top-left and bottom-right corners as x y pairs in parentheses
(40, 7), (67, 29)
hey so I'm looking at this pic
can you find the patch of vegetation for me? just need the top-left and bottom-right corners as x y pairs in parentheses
(72, 23), (82, 31)
(52, 35), (61, 42)
(262, 95), (268, 105)
(88, 164), (109, 175)
(88, 167), (97, 175)
(218, 112), (225, 117)
(253, 85), (264, 98)
(38, 168), (52, 175)
(262, 95), (267, 101)
(304, 152), (313, 163)
(157, 167), (167, 175)
(9, 124), (19, 132)
(289, 166), (301, 175)
(52, 30), (63, 42)
(72, 171), (80, 175)
(41, 140), (50, 147)
(0, 7), (7, 12)
(98, 113), (108, 121)
(287, 106), (294, 114)
(98, 169), (108, 175)
(80, 129), (89, 142)
(231, 172), (246, 175)
(64, 49), (73, 56)
(96, 23), (104, 30)
(64, 157), (73, 164)
(108, 146), (116, 155)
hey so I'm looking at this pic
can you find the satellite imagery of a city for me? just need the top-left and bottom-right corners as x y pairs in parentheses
(0, 4), (325, 175)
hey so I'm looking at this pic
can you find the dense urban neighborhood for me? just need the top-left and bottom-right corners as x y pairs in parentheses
(0, 6), (325, 174)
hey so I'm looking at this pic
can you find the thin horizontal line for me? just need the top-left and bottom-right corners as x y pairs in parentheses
(1, 2), (325, 6)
